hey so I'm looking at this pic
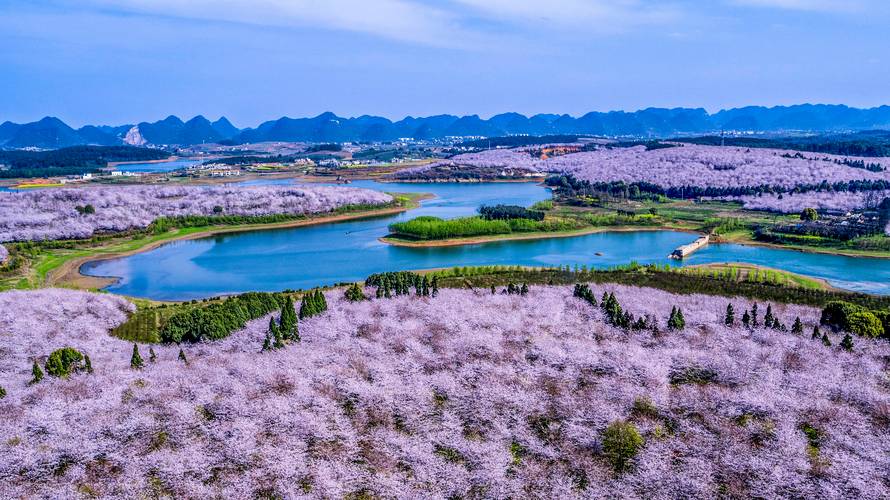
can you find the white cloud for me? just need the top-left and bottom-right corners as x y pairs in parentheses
(452, 0), (683, 32)
(729, 0), (869, 12)
(84, 0), (481, 47)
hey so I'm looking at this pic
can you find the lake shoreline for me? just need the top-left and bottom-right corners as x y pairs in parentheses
(380, 225), (702, 248)
(54, 196), (431, 290)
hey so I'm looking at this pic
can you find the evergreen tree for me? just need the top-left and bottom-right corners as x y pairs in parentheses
(130, 344), (144, 370)
(491, 285), (496, 295)
(812, 325), (821, 340)
(280, 297), (298, 340)
(520, 283), (529, 296)
(0, 386), (5, 399)
(178, 348), (188, 365)
(149, 347), (157, 363)
(668, 307), (686, 331)
(725, 304), (735, 326)
(384, 282), (392, 299)
(742, 310), (751, 328)
(376, 286), (384, 299)
(315, 289), (327, 312)
(821, 332), (832, 347)
(422, 276), (430, 297)
(792, 317), (803, 334)
(751, 303), (759, 327)
(299, 292), (315, 318)
(269, 316), (284, 349)
(431, 276), (439, 297)
(262, 332), (272, 352)
(84, 354), (93, 374)
(764, 304), (775, 329)
(30, 360), (44, 384)
(840, 333), (854, 351)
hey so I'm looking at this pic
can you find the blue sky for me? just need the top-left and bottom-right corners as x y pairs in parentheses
(1, 0), (888, 126)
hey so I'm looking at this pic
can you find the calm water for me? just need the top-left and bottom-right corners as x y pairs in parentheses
(112, 158), (201, 173)
(82, 181), (890, 300)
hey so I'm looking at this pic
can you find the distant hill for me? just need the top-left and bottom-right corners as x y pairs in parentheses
(3, 104), (890, 149)
(0, 146), (170, 178)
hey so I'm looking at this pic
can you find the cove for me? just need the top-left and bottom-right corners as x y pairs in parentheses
(81, 181), (890, 300)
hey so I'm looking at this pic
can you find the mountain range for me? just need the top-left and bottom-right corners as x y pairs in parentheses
(3, 104), (890, 149)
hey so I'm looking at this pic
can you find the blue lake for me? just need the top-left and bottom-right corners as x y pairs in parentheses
(112, 158), (201, 173)
(81, 181), (890, 300)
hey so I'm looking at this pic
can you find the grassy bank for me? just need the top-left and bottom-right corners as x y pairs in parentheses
(0, 193), (426, 292)
(383, 196), (890, 258)
(428, 264), (890, 310)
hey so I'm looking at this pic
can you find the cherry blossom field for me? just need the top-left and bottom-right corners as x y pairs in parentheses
(0, 185), (393, 242)
(1, 286), (888, 498)
(545, 144), (890, 190)
(395, 144), (890, 213)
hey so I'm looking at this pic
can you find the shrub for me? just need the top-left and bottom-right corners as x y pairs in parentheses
(345, 283), (367, 302)
(602, 420), (644, 472)
(820, 301), (867, 331)
(874, 310), (890, 339)
(800, 208), (819, 221)
(44, 347), (84, 378)
(0, 385), (6, 398)
(847, 311), (884, 338)
(30, 361), (44, 384)
(130, 344), (144, 369)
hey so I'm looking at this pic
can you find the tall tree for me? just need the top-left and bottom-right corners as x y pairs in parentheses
(130, 344), (144, 370)
(30, 360), (44, 385)
(725, 304), (735, 326)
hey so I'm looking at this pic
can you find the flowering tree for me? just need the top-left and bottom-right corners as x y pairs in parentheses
(0, 286), (888, 498)
(0, 184), (393, 242)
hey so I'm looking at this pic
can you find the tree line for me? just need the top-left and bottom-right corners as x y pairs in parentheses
(0, 146), (168, 178)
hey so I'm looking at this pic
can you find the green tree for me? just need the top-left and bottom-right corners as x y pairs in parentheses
(280, 296), (298, 340)
(725, 304), (735, 326)
(178, 348), (188, 364)
(812, 325), (821, 340)
(45, 347), (84, 378)
(30, 360), (44, 384)
(130, 344), (144, 369)
(149, 347), (157, 363)
(751, 303), (759, 328)
(821, 332), (832, 347)
(84, 354), (93, 374)
(668, 307), (686, 331)
(602, 420), (644, 472)
(800, 207), (819, 221)
(840, 333), (854, 351)
(345, 283), (366, 302)
(792, 317), (803, 334)
(431, 276), (439, 297)
(847, 311), (884, 338)
(520, 283), (529, 296)
(742, 310), (751, 328)
(764, 304), (775, 329)
(0, 386), (5, 399)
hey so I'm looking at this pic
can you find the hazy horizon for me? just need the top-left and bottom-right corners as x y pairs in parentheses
(11, 102), (890, 130)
